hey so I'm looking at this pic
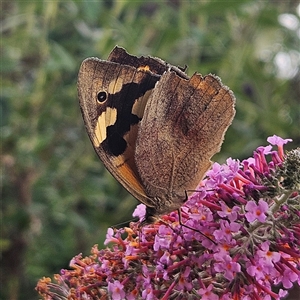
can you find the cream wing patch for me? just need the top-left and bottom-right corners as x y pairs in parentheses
(93, 107), (117, 147)
(108, 77), (124, 94)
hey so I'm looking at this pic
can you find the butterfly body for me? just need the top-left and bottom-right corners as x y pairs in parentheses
(78, 46), (235, 222)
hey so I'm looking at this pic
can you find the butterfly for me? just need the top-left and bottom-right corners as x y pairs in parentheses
(77, 46), (235, 223)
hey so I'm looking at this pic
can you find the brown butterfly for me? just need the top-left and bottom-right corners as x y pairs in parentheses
(77, 46), (235, 223)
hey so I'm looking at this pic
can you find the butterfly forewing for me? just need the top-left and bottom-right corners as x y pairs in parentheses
(78, 57), (159, 205)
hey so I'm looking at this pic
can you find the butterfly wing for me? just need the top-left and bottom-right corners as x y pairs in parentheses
(135, 70), (236, 215)
(108, 46), (188, 79)
(78, 47), (189, 208)
(78, 56), (158, 204)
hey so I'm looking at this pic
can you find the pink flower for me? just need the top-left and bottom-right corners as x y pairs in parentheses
(267, 135), (293, 160)
(198, 284), (219, 300)
(217, 202), (240, 221)
(213, 220), (240, 242)
(104, 227), (120, 245)
(36, 136), (299, 300)
(107, 280), (125, 300)
(142, 286), (155, 300)
(257, 241), (281, 266)
(245, 199), (269, 222)
(153, 225), (173, 251)
(267, 135), (292, 146)
(282, 268), (298, 288)
(214, 254), (241, 280)
(132, 203), (146, 220)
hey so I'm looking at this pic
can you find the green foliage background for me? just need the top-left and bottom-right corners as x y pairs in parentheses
(1, 1), (299, 299)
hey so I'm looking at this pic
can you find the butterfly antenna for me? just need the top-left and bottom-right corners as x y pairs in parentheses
(178, 208), (216, 245)
(178, 190), (216, 245)
(112, 218), (138, 229)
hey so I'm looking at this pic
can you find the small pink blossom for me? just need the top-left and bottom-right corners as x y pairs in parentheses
(142, 286), (155, 300)
(104, 227), (120, 245)
(217, 202), (240, 221)
(213, 220), (240, 242)
(214, 254), (241, 280)
(267, 135), (292, 146)
(281, 268), (298, 288)
(107, 280), (125, 300)
(153, 225), (174, 251)
(132, 203), (146, 220)
(247, 263), (265, 280)
(267, 135), (292, 160)
(245, 199), (269, 222)
(257, 241), (281, 267)
(177, 266), (193, 291)
(198, 284), (219, 300)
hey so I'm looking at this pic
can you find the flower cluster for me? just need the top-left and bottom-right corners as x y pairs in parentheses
(36, 136), (300, 299)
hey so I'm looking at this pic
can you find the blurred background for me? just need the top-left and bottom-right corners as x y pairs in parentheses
(1, 1), (299, 299)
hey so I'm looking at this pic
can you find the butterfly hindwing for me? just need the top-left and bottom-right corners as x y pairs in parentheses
(134, 71), (236, 214)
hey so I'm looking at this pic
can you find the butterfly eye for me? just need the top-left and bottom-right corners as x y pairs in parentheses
(97, 91), (107, 103)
